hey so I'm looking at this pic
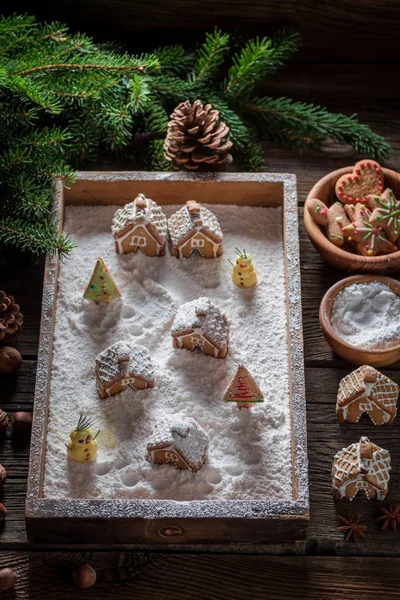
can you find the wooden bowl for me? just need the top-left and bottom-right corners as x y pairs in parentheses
(319, 275), (400, 367)
(304, 166), (400, 272)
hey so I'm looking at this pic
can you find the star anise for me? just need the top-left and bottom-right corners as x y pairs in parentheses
(375, 505), (400, 531)
(337, 512), (367, 543)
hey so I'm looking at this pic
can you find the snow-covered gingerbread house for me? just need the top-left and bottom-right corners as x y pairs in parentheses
(95, 340), (155, 399)
(337, 365), (399, 425)
(171, 296), (229, 358)
(168, 200), (223, 258)
(146, 417), (209, 472)
(332, 436), (391, 501)
(111, 193), (168, 256)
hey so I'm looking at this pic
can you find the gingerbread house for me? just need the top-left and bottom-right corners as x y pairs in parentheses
(95, 340), (155, 399)
(332, 436), (391, 501)
(337, 365), (399, 425)
(168, 200), (223, 258)
(171, 296), (229, 358)
(111, 193), (168, 256)
(146, 417), (209, 472)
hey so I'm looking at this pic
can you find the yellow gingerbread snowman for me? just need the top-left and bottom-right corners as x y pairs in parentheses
(230, 248), (257, 288)
(66, 414), (100, 462)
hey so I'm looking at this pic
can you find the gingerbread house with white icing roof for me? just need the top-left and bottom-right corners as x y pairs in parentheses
(336, 365), (399, 425)
(332, 436), (391, 501)
(171, 296), (229, 358)
(146, 417), (209, 472)
(95, 340), (155, 399)
(168, 200), (223, 258)
(111, 193), (167, 256)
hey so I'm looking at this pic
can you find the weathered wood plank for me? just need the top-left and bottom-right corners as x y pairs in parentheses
(0, 552), (400, 598)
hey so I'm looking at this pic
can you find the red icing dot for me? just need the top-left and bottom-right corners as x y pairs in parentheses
(372, 227), (379, 235)
(354, 175), (359, 180)
(100, 276), (104, 281)
(365, 245), (369, 249)
(356, 168), (361, 175)
(343, 195), (348, 200)
(360, 163), (365, 168)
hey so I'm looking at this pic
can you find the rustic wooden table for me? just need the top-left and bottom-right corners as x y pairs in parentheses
(1, 64), (400, 598)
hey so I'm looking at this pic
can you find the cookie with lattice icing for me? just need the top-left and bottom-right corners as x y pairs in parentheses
(367, 188), (400, 243)
(332, 436), (391, 501)
(307, 198), (350, 247)
(335, 159), (384, 204)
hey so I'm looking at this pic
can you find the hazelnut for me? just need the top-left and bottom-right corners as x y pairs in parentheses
(0, 346), (22, 375)
(73, 564), (97, 589)
(12, 412), (32, 433)
(0, 568), (17, 592)
(0, 503), (7, 521)
(0, 409), (8, 432)
(0, 464), (6, 489)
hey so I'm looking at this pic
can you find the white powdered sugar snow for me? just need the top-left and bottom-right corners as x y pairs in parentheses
(331, 281), (400, 349)
(43, 203), (293, 501)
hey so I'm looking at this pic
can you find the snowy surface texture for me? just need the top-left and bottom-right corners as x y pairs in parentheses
(43, 203), (292, 501)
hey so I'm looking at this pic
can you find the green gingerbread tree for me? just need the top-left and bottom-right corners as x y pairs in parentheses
(83, 258), (121, 304)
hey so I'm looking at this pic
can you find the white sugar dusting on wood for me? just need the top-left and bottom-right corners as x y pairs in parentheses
(43, 203), (293, 501)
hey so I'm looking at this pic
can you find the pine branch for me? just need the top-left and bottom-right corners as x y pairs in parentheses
(155, 44), (195, 75)
(247, 96), (391, 160)
(0, 217), (75, 258)
(225, 31), (299, 97)
(190, 28), (230, 84)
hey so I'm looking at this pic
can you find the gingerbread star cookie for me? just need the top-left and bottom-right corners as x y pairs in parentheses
(307, 199), (350, 247)
(367, 188), (400, 243)
(335, 160), (384, 204)
(341, 217), (396, 256)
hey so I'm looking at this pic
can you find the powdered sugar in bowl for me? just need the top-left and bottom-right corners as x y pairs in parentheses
(319, 275), (400, 367)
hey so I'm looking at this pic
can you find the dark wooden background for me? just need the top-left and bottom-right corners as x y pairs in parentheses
(1, 1), (400, 597)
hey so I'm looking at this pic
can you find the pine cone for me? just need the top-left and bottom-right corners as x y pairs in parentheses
(0, 291), (23, 343)
(164, 100), (233, 170)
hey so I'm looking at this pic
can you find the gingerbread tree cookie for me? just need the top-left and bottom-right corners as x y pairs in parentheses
(367, 188), (400, 243)
(307, 199), (350, 247)
(83, 258), (121, 303)
(336, 365), (399, 425)
(335, 159), (384, 204)
(224, 365), (264, 408)
(332, 436), (391, 501)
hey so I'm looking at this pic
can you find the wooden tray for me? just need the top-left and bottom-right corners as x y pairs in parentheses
(26, 171), (309, 547)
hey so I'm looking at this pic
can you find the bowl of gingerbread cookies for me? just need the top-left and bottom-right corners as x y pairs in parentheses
(304, 159), (400, 272)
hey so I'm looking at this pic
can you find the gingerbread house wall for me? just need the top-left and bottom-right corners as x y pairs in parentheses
(119, 225), (159, 256)
(177, 232), (222, 258)
(98, 375), (150, 398)
(150, 446), (189, 470)
(177, 333), (221, 358)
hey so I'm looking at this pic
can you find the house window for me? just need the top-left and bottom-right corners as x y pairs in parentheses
(165, 451), (179, 463)
(191, 238), (204, 248)
(191, 335), (204, 346)
(130, 235), (146, 246)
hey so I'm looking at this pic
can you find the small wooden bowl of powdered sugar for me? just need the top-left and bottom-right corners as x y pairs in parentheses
(319, 275), (400, 367)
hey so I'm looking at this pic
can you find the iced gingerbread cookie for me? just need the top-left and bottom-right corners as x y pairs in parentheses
(111, 193), (167, 256)
(341, 206), (396, 256)
(336, 365), (398, 425)
(335, 159), (384, 204)
(367, 188), (400, 243)
(171, 296), (229, 359)
(224, 364), (264, 408)
(168, 200), (223, 258)
(95, 340), (155, 399)
(146, 417), (209, 472)
(83, 258), (121, 303)
(307, 198), (350, 247)
(332, 436), (391, 501)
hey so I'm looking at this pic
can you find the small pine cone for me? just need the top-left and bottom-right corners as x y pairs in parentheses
(164, 99), (233, 171)
(0, 291), (23, 343)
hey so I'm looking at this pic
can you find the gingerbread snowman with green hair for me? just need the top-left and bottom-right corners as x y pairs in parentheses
(230, 248), (257, 288)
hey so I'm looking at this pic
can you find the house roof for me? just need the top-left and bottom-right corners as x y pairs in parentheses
(168, 200), (223, 248)
(95, 340), (155, 388)
(171, 296), (229, 350)
(112, 194), (168, 246)
(147, 417), (209, 470)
